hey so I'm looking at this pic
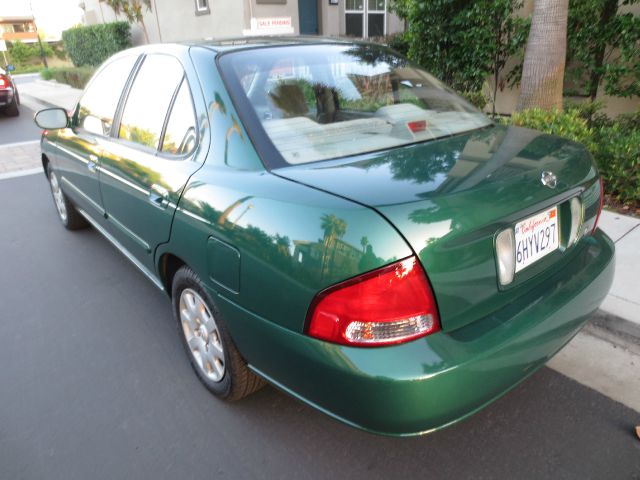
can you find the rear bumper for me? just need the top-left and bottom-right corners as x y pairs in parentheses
(0, 88), (14, 107)
(215, 229), (615, 436)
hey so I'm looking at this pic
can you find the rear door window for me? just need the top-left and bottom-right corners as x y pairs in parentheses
(118, 54), (184, 150)
(161, 79), (197, 155)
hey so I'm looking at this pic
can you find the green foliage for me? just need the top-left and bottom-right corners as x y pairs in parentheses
(384, 32), (409, 57)
(8, 40), (53, 64)
(7, 40), (34, 64)
(566, 0), (640, 99)
(509, 107), (639, 206)
(62, 22), (131, 67)
(100, 0), (151, 24)
(392, 0), (528, 114)
(40, 66), (96, 89)
(510, 108), (595, 147)
(461, 91), (489, 110)
(100, 0), (152, 42)
(13, 64), (44, 74)
(594, 123), (640, 205)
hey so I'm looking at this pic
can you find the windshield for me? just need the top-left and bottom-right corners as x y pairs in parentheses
(220, 44), (492, 166)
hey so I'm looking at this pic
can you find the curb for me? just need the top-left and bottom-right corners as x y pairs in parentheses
(589, 309), (640, 346)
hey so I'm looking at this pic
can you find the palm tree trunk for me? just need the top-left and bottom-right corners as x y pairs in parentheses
(139, 20), (150, 44)
(516, 0), (569, 111)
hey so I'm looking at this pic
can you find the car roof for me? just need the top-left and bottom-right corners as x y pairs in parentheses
(191, 36), (354, 52)
(109, 36), (377, 64)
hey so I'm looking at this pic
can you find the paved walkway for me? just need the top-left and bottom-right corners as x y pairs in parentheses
(0, 141), (42, 177)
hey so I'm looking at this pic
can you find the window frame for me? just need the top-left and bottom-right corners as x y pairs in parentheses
(73, 53), (142, 139)
(110, 53), (199, 161)
(345, 0), (387, 38)
(158, 76), (199, 158)
(345, 0), (365, 38)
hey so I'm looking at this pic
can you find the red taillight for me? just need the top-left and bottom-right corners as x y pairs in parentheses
(592, 177), (604, 234)
(0, 76), (8, 88)
(407, 120), (427, 133)
(306, 256), (440, 347)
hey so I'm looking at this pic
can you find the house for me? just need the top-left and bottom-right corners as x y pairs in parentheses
(0, 15), (38, 43)
(80, 0), (637, 117)
(79, 0), (404, 44)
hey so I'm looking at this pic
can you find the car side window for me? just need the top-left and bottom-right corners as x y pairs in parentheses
(77, 55), (138, 136)
(161, 79), (197, 155)
(118, 54), (184, 150)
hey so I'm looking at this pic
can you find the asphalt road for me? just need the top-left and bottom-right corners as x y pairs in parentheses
(0, 102), (41, 145)
(1, 174), (639, 480)
(0, 74), (42, 144)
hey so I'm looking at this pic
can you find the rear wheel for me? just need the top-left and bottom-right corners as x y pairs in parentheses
(172, 265), (264, 400)
(47, 165), (87, 230)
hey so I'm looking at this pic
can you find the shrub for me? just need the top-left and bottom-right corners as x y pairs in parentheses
(8, 40), (36, 64)
(510, 108), (594, 148)
(462, 91), (489, 111)
(384, 32), (410, 57)
(593, 123), (640, 206)
(40, 66), (96, 89)
(62, 22), (131, 67)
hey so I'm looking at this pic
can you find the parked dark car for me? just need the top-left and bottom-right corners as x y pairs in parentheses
(0, 65), (20, 116)
(34, 38), (614, 436)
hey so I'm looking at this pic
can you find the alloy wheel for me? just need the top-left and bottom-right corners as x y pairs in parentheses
(49, 170), (68, 223)
(179, 288), (226, 382)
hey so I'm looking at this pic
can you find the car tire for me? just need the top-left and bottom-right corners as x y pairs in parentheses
(172, 265), (265, 401)
(4, 94), (19, 117)
(46, 164), (88, 230)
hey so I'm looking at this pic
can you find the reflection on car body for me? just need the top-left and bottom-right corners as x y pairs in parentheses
(35, 38), (614, 436)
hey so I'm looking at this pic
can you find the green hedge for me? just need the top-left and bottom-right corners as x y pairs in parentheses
(40, 67), (96, 89)
(508, 108), (639, 207)
(62, 22), (131, 67)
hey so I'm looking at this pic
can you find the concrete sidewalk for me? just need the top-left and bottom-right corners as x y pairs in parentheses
(19, 79), (82, 111)
(11, 79), (640, 341)
(598, 211), (640, 333)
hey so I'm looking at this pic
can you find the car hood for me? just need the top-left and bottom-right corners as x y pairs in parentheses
(275, 124), (600, 331)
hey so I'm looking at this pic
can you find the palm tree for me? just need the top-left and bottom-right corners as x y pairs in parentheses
(100, 0), (152, 44)
(516, 0), (569, 111)
(320, 214), (348, 277)
(360, 236), (369, 253)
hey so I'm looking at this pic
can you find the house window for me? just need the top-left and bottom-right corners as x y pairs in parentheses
(345, 0), (364, 38)
(345, 0), (386, 38)
(195, 0), (210, 15)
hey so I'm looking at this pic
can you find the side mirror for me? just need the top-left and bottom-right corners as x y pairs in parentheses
(5, 64), (15, 72)
(34, 107), (69, 130)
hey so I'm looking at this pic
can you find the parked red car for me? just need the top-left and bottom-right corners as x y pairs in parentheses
(0, 65), (20, 116)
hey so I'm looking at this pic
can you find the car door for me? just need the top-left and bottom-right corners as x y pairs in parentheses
(53, 55), (139, 216)
(98, 53), (202, 272)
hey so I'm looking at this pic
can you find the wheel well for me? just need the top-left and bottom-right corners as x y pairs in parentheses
(160, 253), (186, 296)
(41, 153), (50, 177)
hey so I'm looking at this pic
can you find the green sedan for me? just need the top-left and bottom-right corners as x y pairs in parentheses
(34, 38), (614, 436)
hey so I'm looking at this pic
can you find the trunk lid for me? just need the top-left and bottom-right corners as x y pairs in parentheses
(275, 125), (601, 331)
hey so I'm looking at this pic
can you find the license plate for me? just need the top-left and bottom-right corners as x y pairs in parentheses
(514, 207), (559, 272)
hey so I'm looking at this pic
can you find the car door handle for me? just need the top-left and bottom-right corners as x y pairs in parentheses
(87, 154), (98, 173)
(148, 184), (169, 209)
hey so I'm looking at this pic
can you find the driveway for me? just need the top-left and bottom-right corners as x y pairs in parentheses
(1, 174), (639, 479)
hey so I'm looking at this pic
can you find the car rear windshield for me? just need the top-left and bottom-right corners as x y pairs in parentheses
(220, 44), (492, 166)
